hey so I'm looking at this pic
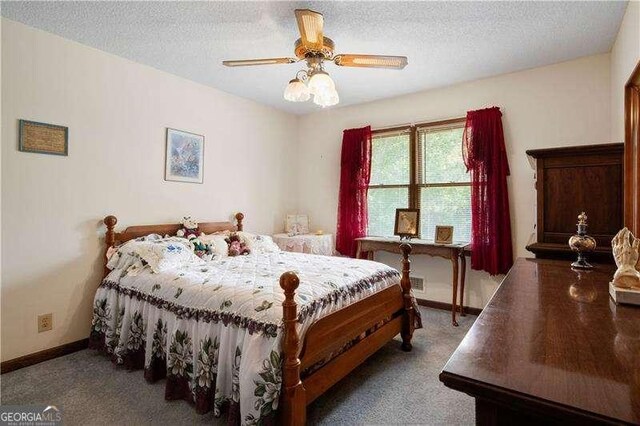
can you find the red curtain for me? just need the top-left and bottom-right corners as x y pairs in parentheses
(462, 107), (513, 275)
(336, 126), (372, 257)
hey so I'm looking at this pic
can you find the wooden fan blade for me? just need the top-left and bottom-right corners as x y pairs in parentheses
(295, 9), (324, 51)
(334, 54), (408, 69)
(222, 58), (297, 67)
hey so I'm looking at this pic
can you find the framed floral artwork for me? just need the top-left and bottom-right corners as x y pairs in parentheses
(165, 128), (204, 183)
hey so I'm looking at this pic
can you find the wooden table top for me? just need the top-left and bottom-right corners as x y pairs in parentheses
(356, 236), (469, 249)
(440, 258), (640, 424)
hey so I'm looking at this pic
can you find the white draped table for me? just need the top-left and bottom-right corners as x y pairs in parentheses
(272, 233), (335, 256)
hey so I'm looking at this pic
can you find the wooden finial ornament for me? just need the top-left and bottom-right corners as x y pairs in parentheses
(104, 215), (118, 247)
(102, 215), (118, 278)
(235, 212), (244, 231)
(279, 271), (306, 425)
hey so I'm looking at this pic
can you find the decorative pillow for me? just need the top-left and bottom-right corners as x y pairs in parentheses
(252, 235), (281, 253)
(106, 233), (163, 269)
(200, 234), (229, 258)
(236, 232), (281, 254)
(109, 237), (202, 273)
(236, 231), (256, 249)
(106, 248), (143, 272)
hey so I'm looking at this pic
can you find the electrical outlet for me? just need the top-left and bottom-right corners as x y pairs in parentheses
(38, 313), (53, 332)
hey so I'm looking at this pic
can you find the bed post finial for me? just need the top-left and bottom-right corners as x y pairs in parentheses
(279, 271), (306, 425)
(104, 215), (118, 247)
(103, 216), (118, 277)
(400, 242), (415, 352)
(235, 212), (244, 231)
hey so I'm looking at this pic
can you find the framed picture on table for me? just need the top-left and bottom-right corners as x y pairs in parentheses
(394, 208), (420, 239)
(435, 225), (454, 244)
(285, 214), (309, 235)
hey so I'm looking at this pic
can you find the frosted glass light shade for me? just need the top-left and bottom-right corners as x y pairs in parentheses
(284, 79), (310, 102)
(307, 71), (335, 96)
(313, 87), (339, 107)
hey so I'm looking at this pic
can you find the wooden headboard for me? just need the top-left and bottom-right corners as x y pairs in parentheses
(103, 212), (244, 249)
(101, 212), (244, 277)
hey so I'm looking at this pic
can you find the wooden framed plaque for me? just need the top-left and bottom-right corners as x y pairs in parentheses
(435, 225), (454, 244)
(394, 208), (420, 238)
(19, 120), (68, 156)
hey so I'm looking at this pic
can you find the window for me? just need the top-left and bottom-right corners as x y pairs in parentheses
(367, 119), (471, 242)
(367, 129), (411, 237)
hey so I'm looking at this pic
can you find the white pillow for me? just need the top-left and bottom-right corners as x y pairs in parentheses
(106, 233), (164, 270)
(112, 237), (202, 273)
(253, 235), (281, 253)
(200, 234), (229, 258)
(236, 231), (256, 249)
(237, 232), (281, 254)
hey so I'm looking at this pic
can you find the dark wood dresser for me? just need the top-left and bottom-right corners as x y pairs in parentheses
(440, 258), (640, 425)
(526, 144), (624, 262)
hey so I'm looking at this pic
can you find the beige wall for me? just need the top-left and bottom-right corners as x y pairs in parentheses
(611, 1), (640, 143)
(0, 9), (3, 363)
(0, 19), (298, 361)
(0, 14), (627, 362)
(297, 54), (612, 309)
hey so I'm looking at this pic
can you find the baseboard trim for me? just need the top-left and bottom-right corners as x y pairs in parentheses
(416, 298), (483, 316)
(1, 338), (89, 374)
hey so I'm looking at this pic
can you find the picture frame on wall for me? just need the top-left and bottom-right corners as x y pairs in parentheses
(435, 225), (454, 244)
(165, 128), (204, 183)
(394, 208), (420, 239)
(18, 119), (68, 156)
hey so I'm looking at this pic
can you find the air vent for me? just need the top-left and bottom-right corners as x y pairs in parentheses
(410, 276), (424, 292)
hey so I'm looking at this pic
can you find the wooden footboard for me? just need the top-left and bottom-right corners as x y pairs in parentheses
(279, 243), (415, 425)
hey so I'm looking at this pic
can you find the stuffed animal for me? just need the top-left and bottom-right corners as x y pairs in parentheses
(176, 216), (203, 241)
(192, 239), (214, 261)
(226, 233), (250, 256)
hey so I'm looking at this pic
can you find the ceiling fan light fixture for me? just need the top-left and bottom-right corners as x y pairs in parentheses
(313, 87), (339, 107)
(223, 9), (407, 110)
(307, 70), (335, 96)
(284, 78), (310, 102)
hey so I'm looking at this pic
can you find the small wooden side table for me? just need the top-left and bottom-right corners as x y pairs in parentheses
(355, 236), (470, 326)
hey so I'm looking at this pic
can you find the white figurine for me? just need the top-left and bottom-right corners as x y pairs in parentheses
(611, 227), (640, 289)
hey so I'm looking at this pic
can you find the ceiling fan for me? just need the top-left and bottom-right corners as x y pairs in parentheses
(222, 9), (408, 108)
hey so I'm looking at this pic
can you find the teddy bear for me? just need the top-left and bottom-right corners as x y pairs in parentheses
(225, 233), (250, 256)
(176, 216), (203, 241)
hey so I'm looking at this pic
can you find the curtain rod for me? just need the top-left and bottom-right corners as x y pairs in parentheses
(373, 116), (467, 132)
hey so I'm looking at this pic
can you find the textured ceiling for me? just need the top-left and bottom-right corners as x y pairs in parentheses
(2, 1), (628, 115)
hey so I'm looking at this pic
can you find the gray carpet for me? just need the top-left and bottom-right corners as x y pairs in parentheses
(1, 308), (475, 425)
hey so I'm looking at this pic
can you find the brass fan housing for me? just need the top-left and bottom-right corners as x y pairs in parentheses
(294, 37), (335, 59)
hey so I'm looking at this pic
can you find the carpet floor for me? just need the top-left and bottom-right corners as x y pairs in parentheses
(1, 307), (476, 425)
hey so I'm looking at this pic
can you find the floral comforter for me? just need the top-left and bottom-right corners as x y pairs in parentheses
(89, 251), (404, 425)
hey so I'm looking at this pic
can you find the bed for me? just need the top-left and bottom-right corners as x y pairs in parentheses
(90, 213), (420, 425)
